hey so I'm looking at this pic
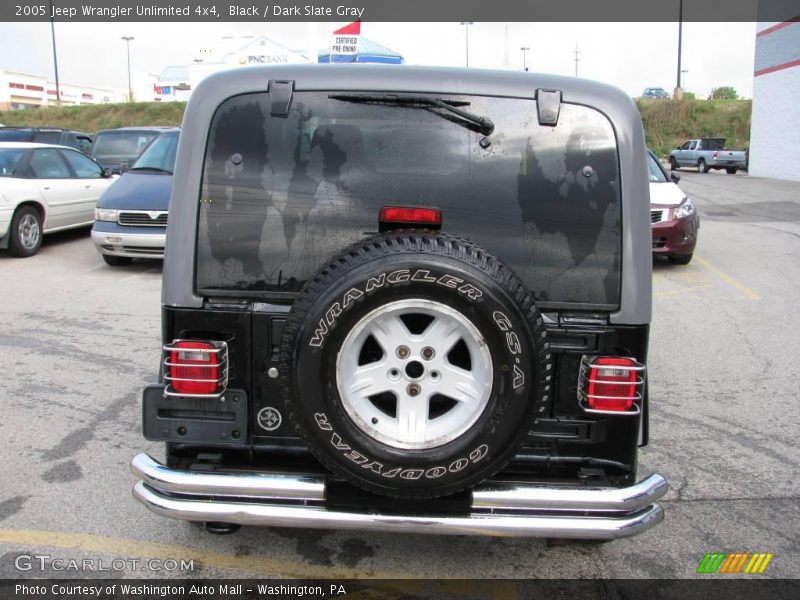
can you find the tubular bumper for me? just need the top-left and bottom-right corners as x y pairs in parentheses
(131, 453), (667, 539)
(131, 454), (667, 539)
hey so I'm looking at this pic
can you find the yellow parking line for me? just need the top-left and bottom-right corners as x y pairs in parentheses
(0, 528), (409, 579)
(694, 255), (762, 301)
(654, 284), (713, 298)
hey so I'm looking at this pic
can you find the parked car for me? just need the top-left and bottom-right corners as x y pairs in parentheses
(0, 142), (114, 257)
(129, 65), (667, 541)
(642, 87), (669, 99)
(90, 127), (171, 174)
(669, 138), (747, 174)
(647, 150), (698, 264)
(92, 128), (178, 266)
(0, 127), (93, 154)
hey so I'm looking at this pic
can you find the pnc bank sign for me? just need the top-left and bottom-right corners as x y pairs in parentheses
(238, 54), (290, 65)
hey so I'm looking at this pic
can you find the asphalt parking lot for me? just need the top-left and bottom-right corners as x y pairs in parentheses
(0, 170), (798, 581)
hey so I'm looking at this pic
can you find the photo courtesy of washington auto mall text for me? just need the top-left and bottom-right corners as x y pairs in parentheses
(14, 584), (347, 597)
(1, 0), (799, 598)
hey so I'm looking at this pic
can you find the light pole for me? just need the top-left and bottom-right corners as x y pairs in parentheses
(48, 0), (60, 106)
(573, 43), (580, 77)
(520, 46), (530, 71)
(122, 36), (134, 102)
(460, 22), (473, 67)
(676, 0), (684, 98)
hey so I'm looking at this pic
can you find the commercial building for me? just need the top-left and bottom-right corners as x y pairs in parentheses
(0, 70), (126, 111)
(749, 20), (800, 181)
(153, 35), (403, 103)
(153, 35), (312, 102)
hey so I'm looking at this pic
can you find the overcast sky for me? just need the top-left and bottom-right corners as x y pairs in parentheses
(0, 21), (756, 98)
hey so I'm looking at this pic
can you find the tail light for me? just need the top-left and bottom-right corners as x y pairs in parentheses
(712, 151), (719, 160)
(163, 340), (228, 397)
(380, 206), (442, 226)
(578, 356), (645, 414)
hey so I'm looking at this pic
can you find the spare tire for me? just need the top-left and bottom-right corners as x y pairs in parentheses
(278, 232), (550, 498)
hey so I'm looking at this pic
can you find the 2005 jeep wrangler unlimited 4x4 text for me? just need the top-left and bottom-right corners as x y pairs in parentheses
(131, 64), (667, 540)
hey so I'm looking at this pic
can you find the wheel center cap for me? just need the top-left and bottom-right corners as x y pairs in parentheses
(404, 360), (425, 380)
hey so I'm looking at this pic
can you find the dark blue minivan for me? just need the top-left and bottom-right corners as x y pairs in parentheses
(91, 128), (178, 266)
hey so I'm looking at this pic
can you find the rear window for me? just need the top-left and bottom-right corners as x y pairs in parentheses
(92, 131), (158, 163)
(31, 131), (62, 144)
(196, 91), (621, 306)
(0, 129), (33, 142)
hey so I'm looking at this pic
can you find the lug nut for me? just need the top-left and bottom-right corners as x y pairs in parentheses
(421, 347), (435, 360)
(396, 345), (410, 359)
(407, 383), (421, 397)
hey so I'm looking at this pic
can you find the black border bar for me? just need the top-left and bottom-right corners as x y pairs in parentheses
(4, 0), (800, 23)
(2, 579), (800, 599)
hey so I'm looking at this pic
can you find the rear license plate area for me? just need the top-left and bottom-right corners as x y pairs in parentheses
(142, 384), (248, 445)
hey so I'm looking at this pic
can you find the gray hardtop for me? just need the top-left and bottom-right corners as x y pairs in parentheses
(163, 64), (651, 325)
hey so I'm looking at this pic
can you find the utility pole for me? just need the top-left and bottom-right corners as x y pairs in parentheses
(122, 36), (134, 102)
(48, 0), (60, 106)
(521, 46), (530, 71)
(573, 43), (580, 77)
(676, 0), (684, 99)
(460, 22), (474, 67)
(504, 23), (509, 68)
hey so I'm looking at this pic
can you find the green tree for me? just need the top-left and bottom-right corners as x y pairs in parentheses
(709, 86), (738, 100)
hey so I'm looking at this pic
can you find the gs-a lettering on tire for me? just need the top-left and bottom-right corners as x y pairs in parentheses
(279, 233), (550, 498)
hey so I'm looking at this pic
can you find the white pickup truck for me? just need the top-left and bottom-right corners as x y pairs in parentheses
(668, 138), (747, 174)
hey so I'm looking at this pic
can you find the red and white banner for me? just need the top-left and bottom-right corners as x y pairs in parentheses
(330, 21), (360, 55)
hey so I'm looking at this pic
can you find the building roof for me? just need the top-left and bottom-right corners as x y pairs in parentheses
(318, 36), (404, 63)
(158, 65), (191, 83)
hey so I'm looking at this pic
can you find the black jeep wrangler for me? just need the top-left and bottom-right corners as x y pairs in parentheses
(131, 65), (667, 539)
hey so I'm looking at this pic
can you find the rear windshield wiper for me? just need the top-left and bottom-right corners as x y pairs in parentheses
(129, 166), (173, 175)
(329, 93), (494, 136)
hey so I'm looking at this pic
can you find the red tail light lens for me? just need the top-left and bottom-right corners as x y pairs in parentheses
(584, 357), (642, 412)
(380, 206), (442, 225)
(169, 341), (219, 395)
(712, 151), (719, 159)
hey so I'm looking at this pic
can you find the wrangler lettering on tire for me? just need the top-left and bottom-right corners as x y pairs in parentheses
(279, 232), (550, 499)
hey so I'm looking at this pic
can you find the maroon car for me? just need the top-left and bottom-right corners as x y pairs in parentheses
(648, 150), (699, 264)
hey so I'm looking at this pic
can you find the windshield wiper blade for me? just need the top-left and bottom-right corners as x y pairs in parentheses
(329, 93), (494, 136)
(130, 166), (173, 174)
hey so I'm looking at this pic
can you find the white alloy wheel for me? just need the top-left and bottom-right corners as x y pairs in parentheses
(336, 299), (493, 450)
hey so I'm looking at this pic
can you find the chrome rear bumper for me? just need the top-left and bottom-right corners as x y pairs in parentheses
(131, 453), (667, 539)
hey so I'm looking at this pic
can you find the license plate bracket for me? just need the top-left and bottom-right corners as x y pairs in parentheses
(142, 384), (248, 445)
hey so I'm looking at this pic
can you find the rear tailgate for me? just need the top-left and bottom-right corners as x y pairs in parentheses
(711, 149), (746, 165)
